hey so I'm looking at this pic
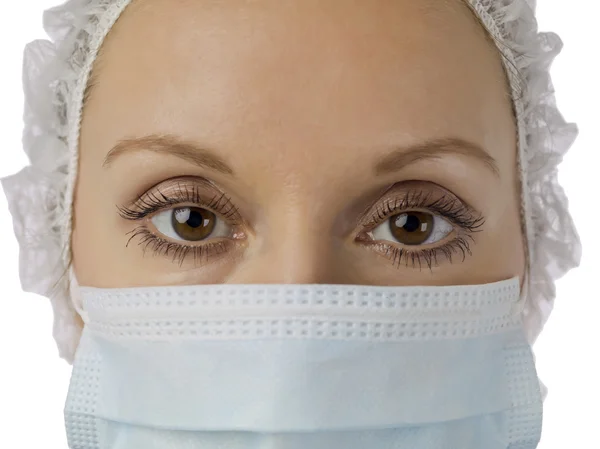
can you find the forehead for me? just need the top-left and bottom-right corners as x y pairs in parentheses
(81, 0), (514, 189)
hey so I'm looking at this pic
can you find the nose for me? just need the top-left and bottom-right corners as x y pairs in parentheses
(225, 211), (352, 285)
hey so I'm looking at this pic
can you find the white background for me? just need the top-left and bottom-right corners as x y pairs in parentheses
(0, 1), (597, 448)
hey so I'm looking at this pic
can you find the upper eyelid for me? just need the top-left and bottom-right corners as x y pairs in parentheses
(118, 183), (243, 223)
(360, 189), (485, 232)
(120, 179), (484, 236)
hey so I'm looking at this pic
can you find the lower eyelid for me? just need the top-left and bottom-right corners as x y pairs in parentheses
(130, 221), (470, 269)
(125, 226), (242, 266)
(360, 235), (475, 270)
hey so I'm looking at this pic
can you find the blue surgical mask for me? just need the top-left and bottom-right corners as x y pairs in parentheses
(64, 277), (543, 449)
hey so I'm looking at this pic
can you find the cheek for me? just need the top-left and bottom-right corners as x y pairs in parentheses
(71, 155), (133, 288)
(71, 174), (111, 287)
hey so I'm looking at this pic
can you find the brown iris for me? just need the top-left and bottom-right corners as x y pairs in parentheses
(171, 207), (216, 241)
(389, 212), (434, 245)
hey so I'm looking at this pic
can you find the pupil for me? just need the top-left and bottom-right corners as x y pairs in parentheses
(186, 210), (203, 228)
(403, 214), (420, 232)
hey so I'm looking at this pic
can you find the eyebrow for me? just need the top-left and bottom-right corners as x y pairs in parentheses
(103, 134), (235, 176)
(374, 137), (500, 178)
(103, 134), (499, 179)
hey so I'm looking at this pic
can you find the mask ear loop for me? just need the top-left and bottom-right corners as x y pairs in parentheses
(514, 269), (549, 401)
(68, 265), (90, 325)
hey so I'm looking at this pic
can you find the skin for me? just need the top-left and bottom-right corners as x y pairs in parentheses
(71, 0), (525, 290)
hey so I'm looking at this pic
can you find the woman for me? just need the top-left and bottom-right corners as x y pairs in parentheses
(1, 0), (580, 447)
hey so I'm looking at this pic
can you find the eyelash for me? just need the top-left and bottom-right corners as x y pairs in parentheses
(118, 184), (485, 270)
(358, 189), (484, 271)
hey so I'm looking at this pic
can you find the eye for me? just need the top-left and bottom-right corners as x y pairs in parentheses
(370, 211), (453, 246)
(151, 206), (233, 242)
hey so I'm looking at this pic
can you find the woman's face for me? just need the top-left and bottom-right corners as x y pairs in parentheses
(72, 0), (524, 288)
